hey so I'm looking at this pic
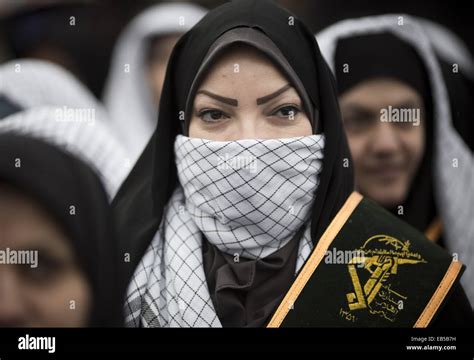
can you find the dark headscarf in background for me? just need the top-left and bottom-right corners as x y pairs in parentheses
(335, 33), (432, 100)
(0, 133), (124, 326)
(334, 33), (437, 238)
(113, 0), (353, 310)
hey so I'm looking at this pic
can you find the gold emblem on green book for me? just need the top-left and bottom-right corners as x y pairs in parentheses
(346, 235), (427, 322)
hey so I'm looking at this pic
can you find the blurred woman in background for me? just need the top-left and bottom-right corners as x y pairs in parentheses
(317, 14), (474, 304)
(103, 3), (206, 164)
(0, 59), (130, 197)
(0, 134), (123, 326)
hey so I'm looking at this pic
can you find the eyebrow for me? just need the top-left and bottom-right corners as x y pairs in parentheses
(256, 83), (292, 105)
(391, 100), (420, 109)
(196, 83), (294, 108)
(343, 103), (376, 118)
(196, 90), (238, 106)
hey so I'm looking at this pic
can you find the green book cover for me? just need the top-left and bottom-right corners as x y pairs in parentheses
(268, 192), (463, 328)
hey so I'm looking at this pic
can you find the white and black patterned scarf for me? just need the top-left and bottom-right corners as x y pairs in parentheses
(125, 134), (325, 327)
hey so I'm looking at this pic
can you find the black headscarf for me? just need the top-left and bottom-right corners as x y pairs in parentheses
(335, 33), (432, 100)
(334, 32), (437, 238)
(112, 0), (354, 323)
(0, 133), (124, 327)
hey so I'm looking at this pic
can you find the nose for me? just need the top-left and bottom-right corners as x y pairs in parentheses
(231, 116), (259, 140)
(0, 267), (28, 326)
(371, 123), (400, 156)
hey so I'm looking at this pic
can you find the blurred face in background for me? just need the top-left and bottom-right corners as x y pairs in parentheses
(0, 185), (91, 327)
(147, 33), (182, 106)
(189, 44), (312, 140)
(339, 78), (425, 208)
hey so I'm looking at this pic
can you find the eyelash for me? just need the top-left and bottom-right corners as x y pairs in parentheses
(197, 109), (230, 123)
(20, 255), (66, 284)
(197, 104), (302, 123)
(270, 105), (301, 119)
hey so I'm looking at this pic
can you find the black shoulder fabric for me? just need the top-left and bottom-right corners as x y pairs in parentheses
(112, 0), (354, 287)
(431, 284), (474, 327)
(0, 133), (124, 326)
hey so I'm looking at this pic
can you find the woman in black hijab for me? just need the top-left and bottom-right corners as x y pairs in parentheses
(334, 32), (437, 242)
(0, 133), (123, 327)
(317, 15), (474, 305)
(114, 1), (471, 327)
(115, 0), (351, 327)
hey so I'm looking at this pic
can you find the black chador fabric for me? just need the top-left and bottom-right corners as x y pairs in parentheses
(0, 134), (124, 326)
(112, 0), (354, 325)
(335, 33), (438, 241)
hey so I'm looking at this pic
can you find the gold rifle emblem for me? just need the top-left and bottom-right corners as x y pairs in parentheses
(346, 235), (427, 322)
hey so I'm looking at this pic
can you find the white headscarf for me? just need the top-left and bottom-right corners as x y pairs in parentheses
(0, 106), (129, 198)
(0, 59), (130, 198)
(102, 3), (207, 164)
(317, 14), (474, 304)
(0, 59), (110, 124)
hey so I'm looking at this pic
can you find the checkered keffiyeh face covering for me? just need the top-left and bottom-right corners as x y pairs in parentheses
(176, 134), (325, 258)
(125, 134), (325, 327)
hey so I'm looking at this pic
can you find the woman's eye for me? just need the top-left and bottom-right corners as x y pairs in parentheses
(272, 105), (301, 119)
(343, 114), (375, 133)
(20, 255), (66, 284)
(198, 109), (228, 122)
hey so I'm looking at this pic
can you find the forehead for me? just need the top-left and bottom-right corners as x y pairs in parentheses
(197, 44), (289, 90)
(0, 184), (67, 248)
